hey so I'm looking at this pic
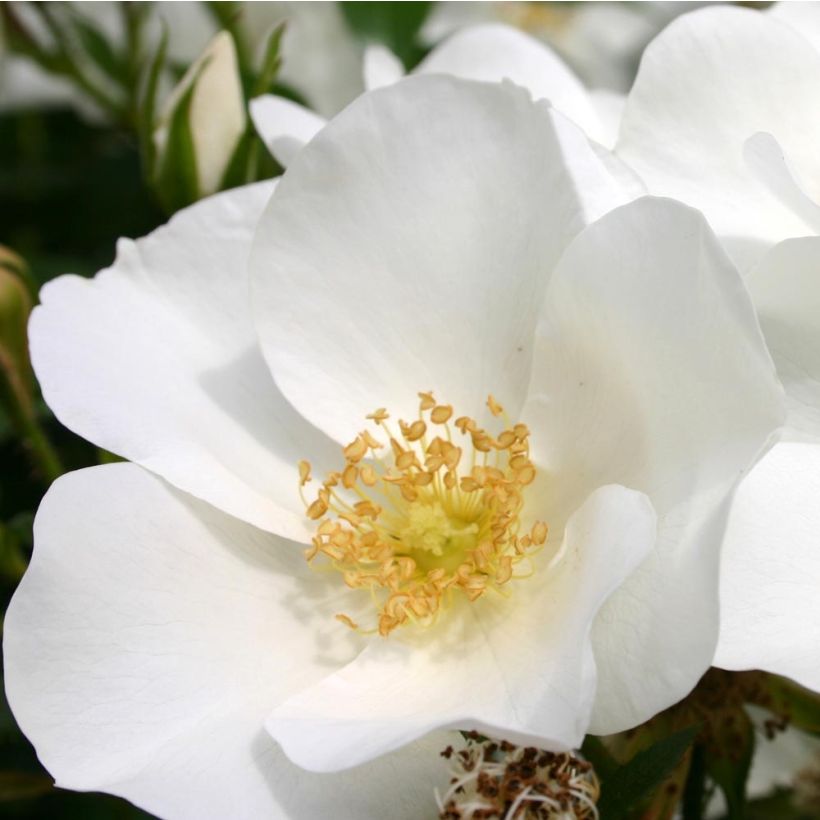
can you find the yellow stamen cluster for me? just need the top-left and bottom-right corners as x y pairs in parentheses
(299, 393), (547, 636)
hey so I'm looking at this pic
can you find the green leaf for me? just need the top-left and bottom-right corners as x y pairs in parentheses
(580, 734), (618, 782)
(138, 24), (168, 173)
(152, 67), (202, 215)
(65, 8), (129, 86)
(597, 725), (700, 819)
(253, 22), (286, 97)
(759, 675), (820, 736)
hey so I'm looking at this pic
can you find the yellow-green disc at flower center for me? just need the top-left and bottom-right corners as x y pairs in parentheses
(299, 393), (547, 636)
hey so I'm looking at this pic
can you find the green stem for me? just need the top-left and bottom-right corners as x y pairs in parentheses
(16, 407), (64, 485)
(0, 354), (64, 485)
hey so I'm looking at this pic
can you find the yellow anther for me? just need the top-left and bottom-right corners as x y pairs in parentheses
(460, 476), (480, 493)
(427, 436), (445, 456)
(335, 614), (359, 630)
(471, 432), (493, 452)
(431, 404), (453, 424)
(400, 483), (419, 502)
(343, 435), (368, 463)
(396, 450), (420, 471)
(487, 394), (504, 417)
(362, 430), (382, 450)
(299, 395), (546, 636)
(307, 498), (328, 520)
(455, 416), (477, 434)
(444, 446), (462, 470)
(418, 391), (436, 411)
(425, 454), (445, 472)
(342, 464), (358, 489)
(531, 521), (548, 545)
(515, 465), (536, 486)
(400, 419), (427, 441)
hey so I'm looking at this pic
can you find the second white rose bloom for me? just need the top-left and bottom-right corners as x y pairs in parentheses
(5, 77), (783, 817)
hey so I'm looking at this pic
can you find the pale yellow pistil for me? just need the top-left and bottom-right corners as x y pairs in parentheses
(299, 393), (548, 636)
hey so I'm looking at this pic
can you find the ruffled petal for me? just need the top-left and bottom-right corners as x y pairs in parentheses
(3, 463), (452, 819)
(30, 182), (337, 541)
(251, 75), (626, 446)
(522, 196), (785, 732)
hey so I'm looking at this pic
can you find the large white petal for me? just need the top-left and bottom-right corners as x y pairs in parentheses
(249, 95), (327, 168)
(617, 7), (820, 269)
(3, 463), (451, 819)
(747, 237), (820, 441)
(267, 485), (655, 771)
(413, 24), (603, 142)
(715, 442), (820, 691)
(29, 182), (337, 542)
(251, 75), (627, 446)
(523, 197), (785, 732)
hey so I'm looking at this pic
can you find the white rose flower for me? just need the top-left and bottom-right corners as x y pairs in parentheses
(4, 78), (782, 817)
(613, 2), (820, 695)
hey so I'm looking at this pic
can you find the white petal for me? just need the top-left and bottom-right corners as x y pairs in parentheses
(249, 95), (327, 168)
(363, 44), (405, 91)
(747, 237), (820, 440)
(715, 442), (820, 691)
(3, 463), (451, 819)
(522, 197), (785, 732)
(414, 23), (603, 141)
(30, 182), (337, 542)
(251, 75), (627, 446)
(617, 6), (820, 269)
(4, 464), (395, 820)
(266, 485), (656, 772)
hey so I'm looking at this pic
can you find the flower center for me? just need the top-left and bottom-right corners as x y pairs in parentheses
(299, 393), (547, 636)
